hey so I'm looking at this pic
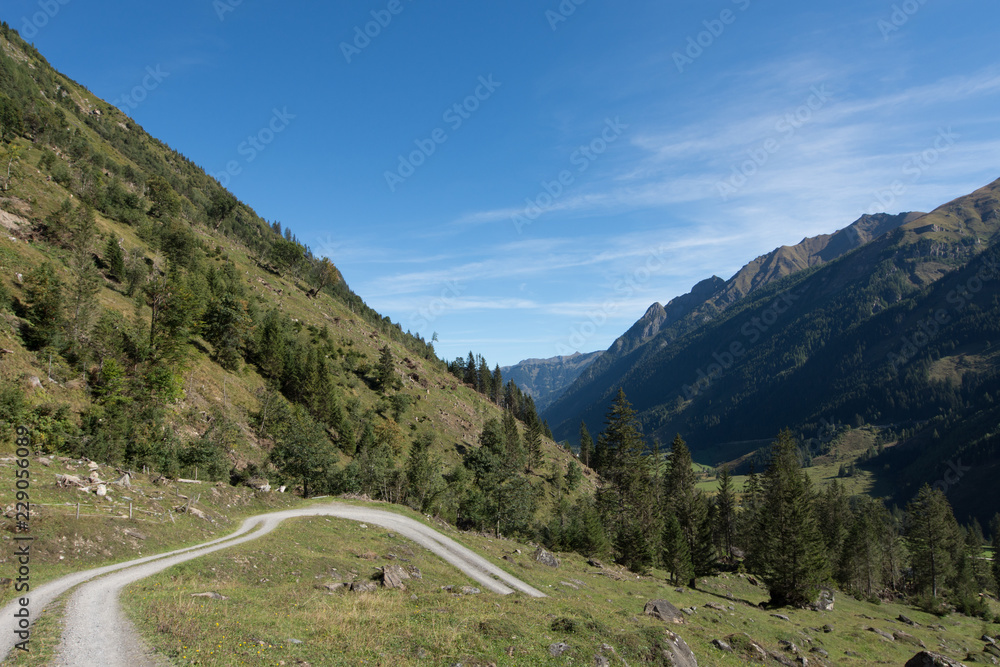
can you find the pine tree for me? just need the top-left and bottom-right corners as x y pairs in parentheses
(595, 389), (656, 574)
(991, 514), (1000, 595)
(501, 409), (525, 470)
(105, 237), (126, 282)
(464, 351), (477, 388)
(663, 434), (716, 587)
(817, 479), (852, 559)
(491, 365), (503, 405)
(406, 432), (441, 512)
(579, 421), (593, 467)
(525, 417), (543, 470)
(906, 484), (961, 599)
(375, 345), (396, 393)
(748, 430), (829, 607)
(715, 467), (737, 563)
(838, 497), (895, 598)
(661, 513), (694, 586)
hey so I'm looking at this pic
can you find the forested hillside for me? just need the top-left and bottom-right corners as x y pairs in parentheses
(0, 23), (588, 533)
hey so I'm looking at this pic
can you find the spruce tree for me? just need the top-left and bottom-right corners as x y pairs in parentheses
(663, 434), (716, 587)
(906, 484), (960, 599)
(817, 479), (852, 559)
(579, 420), (593, 467)
(991, 514), (1000, 595)
(375, 345), (396, 393)
(525, 417), (543, 470)
(715, 467), (736, 563)
(748, 430), (828, 607)
(105, 236), (126, 282)
(595, 389), (656, 574)
(661, 513), (694, 585)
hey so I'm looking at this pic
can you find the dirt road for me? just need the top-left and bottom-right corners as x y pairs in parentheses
(0, 502), (545, 666)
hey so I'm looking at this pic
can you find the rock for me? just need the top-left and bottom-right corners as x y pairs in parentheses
(711, 639), (733, 652)
(983, 636), (997, 645)
(533, 546), (560, 568)
(868, 627), (895, 642)
(382, 564), (410, 590)
(899, 614), (919, 626)
(317, 583), (345, 593)
(772, 614), (790, 621)
(903, 650), (969, 667)
(779, 640), (799, 653)
(661, 630), (698, 667)
(56, 474), (85, 487)
(190, 592), (228, 600)
(549, 642), (570, 657)
(587, 558), (604, 569)
(287, 638), (303, 644)
(644, 599), (685, 624)
(746, 576), (759, 586)
(681, 607), (696, 615)
(461, 586), (481, 595)
(112, 473), (131, 488)
(27, 376), (42, 389)
(407, 566), (423, 579)
(95, 483), (108, 497)
(725, 633), (769, 662)
(123, 529), (147, 540)
(986, 644), (1000, 659)
(37, 457), (52, 467)
(822, 624), (833, 633)
(812, 589), (834, 611)
(704, 602), (727, 611)
(350, 581), (378, 593)
(810, 648), (828, 658)
(594, 657), (610, 666)
(560, 581), (579, 590)
(894, 630), (926, 648)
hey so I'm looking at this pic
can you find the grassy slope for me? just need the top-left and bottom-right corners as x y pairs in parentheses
(72, 508), (1000, 665)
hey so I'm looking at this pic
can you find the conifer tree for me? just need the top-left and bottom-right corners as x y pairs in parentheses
(661, 513), (694, 585)
(525, 417), (543, 470)
(715, 467), (737, 563)
(375, 344), (396, 393)
(663, 434), (716, 587)
(747, 430), (828, 606)
(991, 514), (1000, 595)
(595, 389), (656, 574)
(817, 479), (852, 558)
(491, 365), (503, 405)
(906, 484), (961, 599)
(105, 237), (126, 282)
(579, 420), (594, 467)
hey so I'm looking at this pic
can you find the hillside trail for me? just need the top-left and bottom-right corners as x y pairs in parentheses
(0, 502), (545, 666)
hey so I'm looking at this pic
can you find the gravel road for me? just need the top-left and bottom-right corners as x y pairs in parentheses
(0, 502), (545, 666)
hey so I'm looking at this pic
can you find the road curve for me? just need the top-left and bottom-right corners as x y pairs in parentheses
(0, 502), (545, 666)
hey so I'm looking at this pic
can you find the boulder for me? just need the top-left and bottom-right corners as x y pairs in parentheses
(868, 627), (895, 642)
(711, 639), (732, 652)
(899, 614), (919, 626)
(660, 630), (698, 667)
(190, 592), (228, 600)
(587, 558), (604, 569)
(549, 642), (570, 657)
(533, 546), (560, 568)
(903, 651), (968, 667)
(812, 589), (834, 611)
(893, 630), (926, 648)
(644, 599), (684, 624)
(381, 564), (410, 590)
(725, 633), (769, 662)
(350, 581), (378, 593)
(56, 474), (85, 488)
(461, 586), (481, 595)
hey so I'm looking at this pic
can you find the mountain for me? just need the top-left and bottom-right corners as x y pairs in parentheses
(546, 178), (1000, 524)
(501, 351), (602, 413)
(545, 210), (919, 439)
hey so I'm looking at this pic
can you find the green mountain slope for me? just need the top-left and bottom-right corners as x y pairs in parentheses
(547, 178), (1000, 524)
(0, 24), (588, 528)
(546, 211), (919, 440)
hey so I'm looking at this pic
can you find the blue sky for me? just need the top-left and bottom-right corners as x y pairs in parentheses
(5, 0), (1000, 367)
